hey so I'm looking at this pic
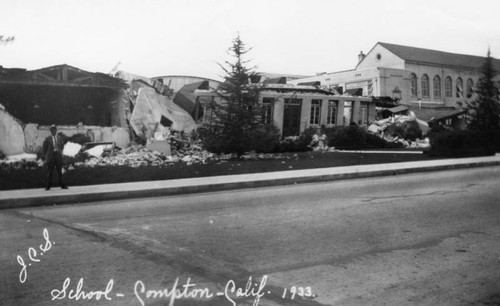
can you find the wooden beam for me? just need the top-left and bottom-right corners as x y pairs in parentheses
(0, 80), (122, 89)
(36, 72), (57, 81)
(72, 76), (93, 83)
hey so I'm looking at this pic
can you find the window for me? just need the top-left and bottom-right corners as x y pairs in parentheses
(310, 99), (321, 125)
(445, 76), (452, 97)
(456, 77), (463, 98)
(433, 75), (441, 98)
(327, 100), (337, 125)
(202, 104), (212, 123)
(466, 78), (473, 98)
(160, 115), (173, 127)
(421, 74), (430, 98)
(410, 73), (418, 97)
(261, 97), (274, 124)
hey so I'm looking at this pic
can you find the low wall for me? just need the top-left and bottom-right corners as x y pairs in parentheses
(24, 124), (131, 154)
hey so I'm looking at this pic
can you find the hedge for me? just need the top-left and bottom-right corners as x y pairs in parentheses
(428, 130), (499, 157)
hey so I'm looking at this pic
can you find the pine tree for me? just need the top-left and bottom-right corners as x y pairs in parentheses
(467, 49), (500, 131)
(201, 35), (279, 156)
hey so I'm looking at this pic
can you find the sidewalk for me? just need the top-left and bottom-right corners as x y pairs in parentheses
(1, 154), (500, 209)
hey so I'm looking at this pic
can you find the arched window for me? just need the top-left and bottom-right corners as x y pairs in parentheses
(456, 77), (463, 98)
(466, 78), (474, 98)
(433, 75), (441, 98)
(410, 73), (418, 97)
(421, 74), (430, 98)
(445, 76), (452, 97)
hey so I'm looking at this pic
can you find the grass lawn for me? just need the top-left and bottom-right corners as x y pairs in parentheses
(0, 151), (439, 190)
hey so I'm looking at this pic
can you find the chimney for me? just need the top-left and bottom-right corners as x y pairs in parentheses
(358, 51), (366, 64)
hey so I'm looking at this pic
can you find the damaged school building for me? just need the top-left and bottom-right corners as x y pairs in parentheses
(0, 64), (129, 156)
(0, 65), (376, 157)
(0, 65), (201, 157)
(1, 42), (497, 158)
(194, 80), (374, 137)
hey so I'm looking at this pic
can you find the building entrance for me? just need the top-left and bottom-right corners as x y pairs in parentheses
(283, 98), (302, 136)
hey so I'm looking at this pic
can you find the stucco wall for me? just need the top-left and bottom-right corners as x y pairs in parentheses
(24, 124), (131, 153)
(405, 63), (481, 107)
(259, 92), (374, 136)
(356, 44), (405, 70)
(377, 68), (411, 104)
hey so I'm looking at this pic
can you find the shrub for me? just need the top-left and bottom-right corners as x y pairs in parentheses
(325, 126), (403, 150)
(247, 124), (281, 153)
(428, 130), (496, 157)
(273, 137), (307, 153)
(199, 124), (281, 154)
(272, 126), (318, 153)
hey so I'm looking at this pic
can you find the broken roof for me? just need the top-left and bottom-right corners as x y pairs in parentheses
(173, 81), (210, 115)
(260, 84), (340, 95)
(0, 64), (127, 89)
(376, 42), (500, 71)
(385, 105), (409, 114)
(408, 106), (466, 123)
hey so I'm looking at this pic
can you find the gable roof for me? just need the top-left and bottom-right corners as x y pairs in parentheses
(377, 42), (500, 71)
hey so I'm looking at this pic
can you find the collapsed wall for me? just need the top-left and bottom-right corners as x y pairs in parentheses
(130, 86), (196, 139)
(0, 105), (131, 156)
(23, 124), (131, 153)
(0, 108), (25, 155)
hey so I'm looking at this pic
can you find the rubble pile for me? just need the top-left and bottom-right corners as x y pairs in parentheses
(66, 131), (294, 168)
(1, 130), (299, 171)
(241, 152), (293, 160)
(377, 134), (430, 149)
(0, 153), (39, 170)
(368, 112), (431, 149)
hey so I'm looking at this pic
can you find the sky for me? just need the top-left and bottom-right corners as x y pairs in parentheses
(1, 0), (500, 81)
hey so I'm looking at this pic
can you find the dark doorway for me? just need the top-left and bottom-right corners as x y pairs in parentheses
(283, 98), (302, 137)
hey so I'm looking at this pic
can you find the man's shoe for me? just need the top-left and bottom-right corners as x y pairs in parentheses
(61, 186), (68, 189)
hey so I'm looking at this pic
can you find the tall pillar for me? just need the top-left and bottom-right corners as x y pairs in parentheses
(273, 97), (284, 135)
(336, 99), (345, 126)
(301, 97), (311, 133)
(352, 100), (361, 125)
(320, 99), (328, 126)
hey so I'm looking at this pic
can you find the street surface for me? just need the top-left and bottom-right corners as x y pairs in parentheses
(1, 166), (500, 306)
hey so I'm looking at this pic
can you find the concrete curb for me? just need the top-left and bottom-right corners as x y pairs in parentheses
(1, 154), (500, 209)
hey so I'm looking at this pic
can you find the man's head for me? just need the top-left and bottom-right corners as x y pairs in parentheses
(50, 125), (57, 136)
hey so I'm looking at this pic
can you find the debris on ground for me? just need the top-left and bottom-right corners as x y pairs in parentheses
(309, 134), (329, 152)
(1, 129), (296, 170)
(368, 111), (431, 149)
(62, 142), (82, 158)
(0, 153), (38, 170)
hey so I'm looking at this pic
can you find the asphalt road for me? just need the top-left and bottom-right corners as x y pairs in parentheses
(1, 166), (500, 306)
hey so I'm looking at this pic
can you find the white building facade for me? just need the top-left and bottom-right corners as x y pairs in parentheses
(289, 42), (499, 109)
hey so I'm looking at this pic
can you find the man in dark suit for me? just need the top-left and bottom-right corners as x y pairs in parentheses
(43, 125), (68, 190)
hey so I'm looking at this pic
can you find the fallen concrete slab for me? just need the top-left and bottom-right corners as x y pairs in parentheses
(130, 86), (196, 139)
(0, 109), (25, 155)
